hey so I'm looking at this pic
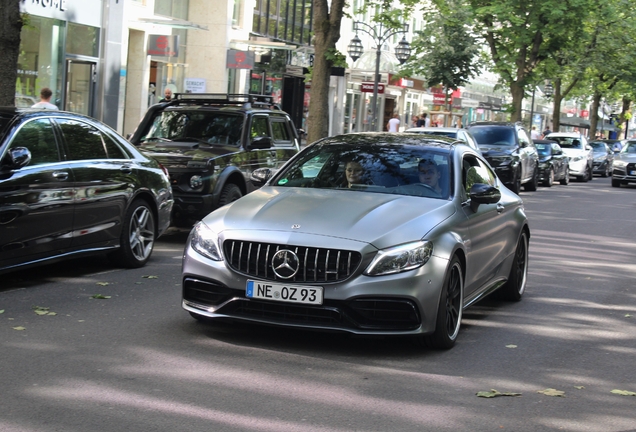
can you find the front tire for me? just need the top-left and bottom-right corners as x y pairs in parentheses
(559, 167), (569, 185)
(499, 231), (528, 301)
(542, 167), (554, 187)
(524, 167), (538, 191)
(424, 256), (463, 350)
(218, 183), (243, 207)
(110, 199), (156, 268)
(611, 177), (621, 187)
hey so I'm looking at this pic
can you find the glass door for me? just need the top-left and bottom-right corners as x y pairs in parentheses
(64, 60), (96, 116)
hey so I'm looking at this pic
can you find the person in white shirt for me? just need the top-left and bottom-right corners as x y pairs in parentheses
(387, 113), (400, 132)
(530, 126), (541, 140)
(31, 87), (59, 110)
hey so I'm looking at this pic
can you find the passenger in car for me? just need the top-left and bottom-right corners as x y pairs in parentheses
(343, 158), (368, 188)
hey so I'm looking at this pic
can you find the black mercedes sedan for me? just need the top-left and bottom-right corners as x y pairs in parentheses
(534, 139), (569, 186)
(0, 108), (174, 275)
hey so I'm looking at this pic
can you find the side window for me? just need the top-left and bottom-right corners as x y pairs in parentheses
(250, 116), (270, 139)
(463, 156), (496, 193)
(102, 133), (129, 159)
(271, 119), (290, 142)
(8, 118), (60, 166)
(57, 119), (107, 160)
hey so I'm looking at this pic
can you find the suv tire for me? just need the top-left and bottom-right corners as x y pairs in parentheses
(219, 183), (243, 207)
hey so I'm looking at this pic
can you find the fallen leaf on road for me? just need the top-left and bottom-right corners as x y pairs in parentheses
(574, 386), (585, 390)
(611, 389), (636, 396)
(476, 389), (522, 398)
(90, 294), (111, 299)
(96, 282), (110, 286)
(33, 306), (56, 316)
(142, 275), (158, 279)
(625, 314), (631, 318)
(537, 388), (565, 397)
(505, 344), (517, 348)
(13, 326), (26, 331)
(0, 309), (4, 314)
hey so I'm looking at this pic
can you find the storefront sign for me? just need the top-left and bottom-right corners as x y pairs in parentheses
(433, 93), (446, 105)
(184, 78), (206, 93)
(148, 35), (179, 57)
(397, 78), (414, 88)
(31, 0), (66, 10)
(452, 97), (462, 108)
(227, 50), (255, 69)
(361, 82), (385, 93)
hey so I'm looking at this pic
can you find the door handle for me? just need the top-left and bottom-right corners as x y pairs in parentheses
(120, 165), (133, 174)
(52, 171), (69, 180)
(496, 204), (504, 214)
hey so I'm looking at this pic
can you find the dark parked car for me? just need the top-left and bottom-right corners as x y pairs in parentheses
(403, 127), (481, 153)
(0, 108), (173, 275)
(130, 94), (301, 227)
(467, 121), (539, 194)
(589, 140), (614, 177)
(534, 139), (569, 186)
(182, 133), (530, 349)
(611, 139), (636, 187)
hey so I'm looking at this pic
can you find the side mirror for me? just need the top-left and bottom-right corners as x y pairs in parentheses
(3, 147), (32, 169)
(469, 183), (501, 212)
(520, 141), (528, 148)
(250, 167), (274, 186)
(250, 136), (272, 150)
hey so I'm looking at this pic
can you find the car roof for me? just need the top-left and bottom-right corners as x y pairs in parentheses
(546, 132), (581, 137)
(156, 93), (285, 115)
(316, 132), (461, 150)
(405, 127), (465, 133)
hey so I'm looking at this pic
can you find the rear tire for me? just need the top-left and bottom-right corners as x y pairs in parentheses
(109, 199), (156, 268)
(423, 256), (463, 350)
(524, 167), (538, 191)
(559, 167), (569, 185)
(499, 231), (528, 301)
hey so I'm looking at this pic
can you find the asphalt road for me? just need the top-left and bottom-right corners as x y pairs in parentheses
(2, 176), (635, 432)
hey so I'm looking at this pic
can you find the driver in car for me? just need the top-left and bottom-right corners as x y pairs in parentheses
(418, 158), (443, 195)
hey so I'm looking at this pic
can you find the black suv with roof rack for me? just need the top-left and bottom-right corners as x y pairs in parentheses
(130, 93), (301, 226)
(467, 121), (539, 194)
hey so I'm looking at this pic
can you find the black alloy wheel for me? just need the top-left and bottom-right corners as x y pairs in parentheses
(423, 256), (464, 350)
(499, 231), (528, 301)
(218, 183), (243, 207)
(559, 167), (569, 185)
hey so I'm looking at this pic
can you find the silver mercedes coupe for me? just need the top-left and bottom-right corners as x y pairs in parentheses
(181, 133), (530, 349)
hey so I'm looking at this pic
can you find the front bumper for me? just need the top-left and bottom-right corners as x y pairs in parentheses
(568, 158), (588, 176)
(172, 193), (215, 222)
(593, 160), (610, 174)
(181, 241), (450, 336)
(612, 163), (636, 183)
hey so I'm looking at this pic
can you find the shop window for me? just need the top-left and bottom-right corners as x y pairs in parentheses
(66, 23), (99, 57)
(155, 0), (189, 19)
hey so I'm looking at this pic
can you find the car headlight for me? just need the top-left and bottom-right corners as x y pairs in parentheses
(190, 222), (223, 261)
(189, 175), (204, 190)
(364, 241), (433, 276)
(614, 160), (627, 168)
(572, 155), (584, 161)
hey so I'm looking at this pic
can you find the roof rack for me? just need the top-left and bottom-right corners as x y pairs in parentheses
(170, 93), (275, 108)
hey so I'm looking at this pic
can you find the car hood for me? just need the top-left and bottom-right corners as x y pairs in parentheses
(137, 141), (238, 166)
(204, 187), (456, 249)
(478, 146), (516, 156)
(560, 148), (588, 157)
(615, 153), (636, 162)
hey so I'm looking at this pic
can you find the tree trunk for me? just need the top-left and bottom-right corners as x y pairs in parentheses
(551, 78), (564, 133)
(509, 81), (524, 123)
(306, 0), (346, 144)
(589, 90), (601, 138)
(0, 0), (23, 106)
(620, 97), (631, 139)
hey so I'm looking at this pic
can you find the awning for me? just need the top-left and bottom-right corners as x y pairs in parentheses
(598, 122), (620, 132)
(559, 115), (590, 129)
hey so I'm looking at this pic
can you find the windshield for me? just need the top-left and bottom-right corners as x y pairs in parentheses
(271, 143), (452, 200)
(417, 131), (457, 139)
(589, 142), (607, 151)
(469, 126), (515, 146)
(548, 136), (582, 149)
(140, 111), (244, 145)
(535, 143), (552, 156)
(621, 141), (636, 154)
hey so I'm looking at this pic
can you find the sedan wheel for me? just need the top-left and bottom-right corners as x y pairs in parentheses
(542, 168), (554, 187)
(559, 167), (570, 185)
(499, 231), (528, 301)
(109, 199), (156, 268)
(602, 164), (610, 178)
(424, 256), (463, 349)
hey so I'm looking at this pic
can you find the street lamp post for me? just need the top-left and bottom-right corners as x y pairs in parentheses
(347, 22), (410, 131)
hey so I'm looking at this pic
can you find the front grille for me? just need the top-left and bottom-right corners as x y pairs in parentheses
(223, 240), (362, 283)
(183, 278), (234, 306)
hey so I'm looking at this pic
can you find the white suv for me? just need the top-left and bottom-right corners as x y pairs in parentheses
(544, 132), (594, 182)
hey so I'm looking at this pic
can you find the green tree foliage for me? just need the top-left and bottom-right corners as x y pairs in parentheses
(400, 0), (482, 94)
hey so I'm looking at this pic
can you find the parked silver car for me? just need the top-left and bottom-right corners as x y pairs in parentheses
(544, 132), (593, 182)
(611, 139), (636, 187)
(182, 133), (530, 349)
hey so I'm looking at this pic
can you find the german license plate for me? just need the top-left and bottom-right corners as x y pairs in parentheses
(630, 170), (636, 175)
(246, 280), (323, 305)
